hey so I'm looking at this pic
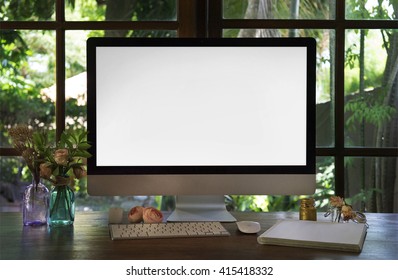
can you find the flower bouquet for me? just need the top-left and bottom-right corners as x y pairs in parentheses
(8, 125), (49, 226)
(325, 196), (368, 225)
(35, 130), (91, 226)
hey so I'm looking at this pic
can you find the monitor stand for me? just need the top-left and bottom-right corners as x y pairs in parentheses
(167, 195), (237, 222)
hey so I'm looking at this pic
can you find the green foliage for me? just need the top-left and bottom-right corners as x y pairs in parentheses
(346, 0), (370, 19)
(223, 0), (331, 20)
(228, 195), (301, 212)
(345, 95), (396, 129)
(0, 0), (55, 21)
(223, 0), (248, 19)
(32, 129), (91, 192)
(0, 30), (29, 63)
(345, 44), (360, 70)
(344, 13), (396, 133)
(66, 99), (86, 130)
(346, 0), (396, 20)
(0, 30), (55, 137)
(80, 0), (105, 21)
(316, 159), (334, 190)
(314, 158), (335, 209)
(132, 0), (176, 21)
(228, 195), (257, 211)
(300, 0), (331, 19)
(0, 157), (24, 184)
(34, 129), (92, 161)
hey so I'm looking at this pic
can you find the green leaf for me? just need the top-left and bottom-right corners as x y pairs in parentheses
(74, 150), (92, 158)
(69, 132), (78, 143)
(78, 142), (91, 150)
(78, 130), (88, 142)
(32, 132), (42, 146)
(65, 139), (74, 150)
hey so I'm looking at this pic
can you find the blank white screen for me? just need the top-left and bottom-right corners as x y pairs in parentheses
(96, 46), (307, 166)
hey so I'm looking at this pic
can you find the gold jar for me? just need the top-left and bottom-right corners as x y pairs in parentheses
(299, 198), (317, 221)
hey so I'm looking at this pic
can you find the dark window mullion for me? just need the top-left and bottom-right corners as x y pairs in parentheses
(317, 147), (398, 157)
(333, 0), (346, 197)
(222, 19), (337, 29)
(208, 0), (223, 38)
(178, 0), (200, 37)
(55, 0), (66, 141)
(221, 19), (397, 30)
(67, 21), (179, 30)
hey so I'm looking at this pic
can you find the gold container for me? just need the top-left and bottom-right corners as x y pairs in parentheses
(299, 198), (317, 221)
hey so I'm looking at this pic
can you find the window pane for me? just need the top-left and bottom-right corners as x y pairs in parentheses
(345, 29), (398, 147)
(315, 156), (335, 210)
(223, 0), (335, 20)
(65, 0), (177, 21)
(345, 157), (398, 213)
(0, 0), (55, 21)
(1, 30), (56, 148)
(223, 29), (335, 147)
(0, 156), (29, 212)
(345, 0), (397, 20)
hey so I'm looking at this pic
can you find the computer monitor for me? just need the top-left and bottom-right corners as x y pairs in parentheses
(86, 37), (316, 222)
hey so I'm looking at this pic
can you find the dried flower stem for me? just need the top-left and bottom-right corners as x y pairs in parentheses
(8, 125), (41, 184)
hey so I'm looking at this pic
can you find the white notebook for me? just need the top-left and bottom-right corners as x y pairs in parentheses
(257, 220), (367, 253)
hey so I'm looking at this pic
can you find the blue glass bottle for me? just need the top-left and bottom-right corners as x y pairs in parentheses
(49, 185), (75, 226)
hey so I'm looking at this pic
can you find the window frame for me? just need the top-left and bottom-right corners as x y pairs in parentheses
(1, 0), (397, 198)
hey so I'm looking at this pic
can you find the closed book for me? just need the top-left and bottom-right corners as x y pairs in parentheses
(257, 220), (367, 253)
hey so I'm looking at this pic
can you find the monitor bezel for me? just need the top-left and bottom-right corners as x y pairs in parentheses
(86, 37), (316, 176)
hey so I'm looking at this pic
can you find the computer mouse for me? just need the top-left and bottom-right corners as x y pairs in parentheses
(236, 221), (261, 234)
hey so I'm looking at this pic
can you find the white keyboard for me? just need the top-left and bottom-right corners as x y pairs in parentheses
(109, 222), (230, 240)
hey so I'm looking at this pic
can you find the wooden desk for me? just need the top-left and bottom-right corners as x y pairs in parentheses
(0, 212), (397, 260)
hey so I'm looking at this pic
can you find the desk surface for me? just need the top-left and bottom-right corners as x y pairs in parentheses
(0, 211), (397, 260)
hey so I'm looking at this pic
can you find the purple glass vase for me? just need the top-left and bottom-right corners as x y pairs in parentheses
(23, 179), (50, 226)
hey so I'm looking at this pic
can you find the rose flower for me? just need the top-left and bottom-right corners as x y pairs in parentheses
(143, 207), (163, 223)
(128, 206), (144, 223)
(341, 205), (354, 221)
(330, 196), (344, 207)
(54, 148), (69, 166)
(39, 163), (52, 179)
(73, 166), (86, 179)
